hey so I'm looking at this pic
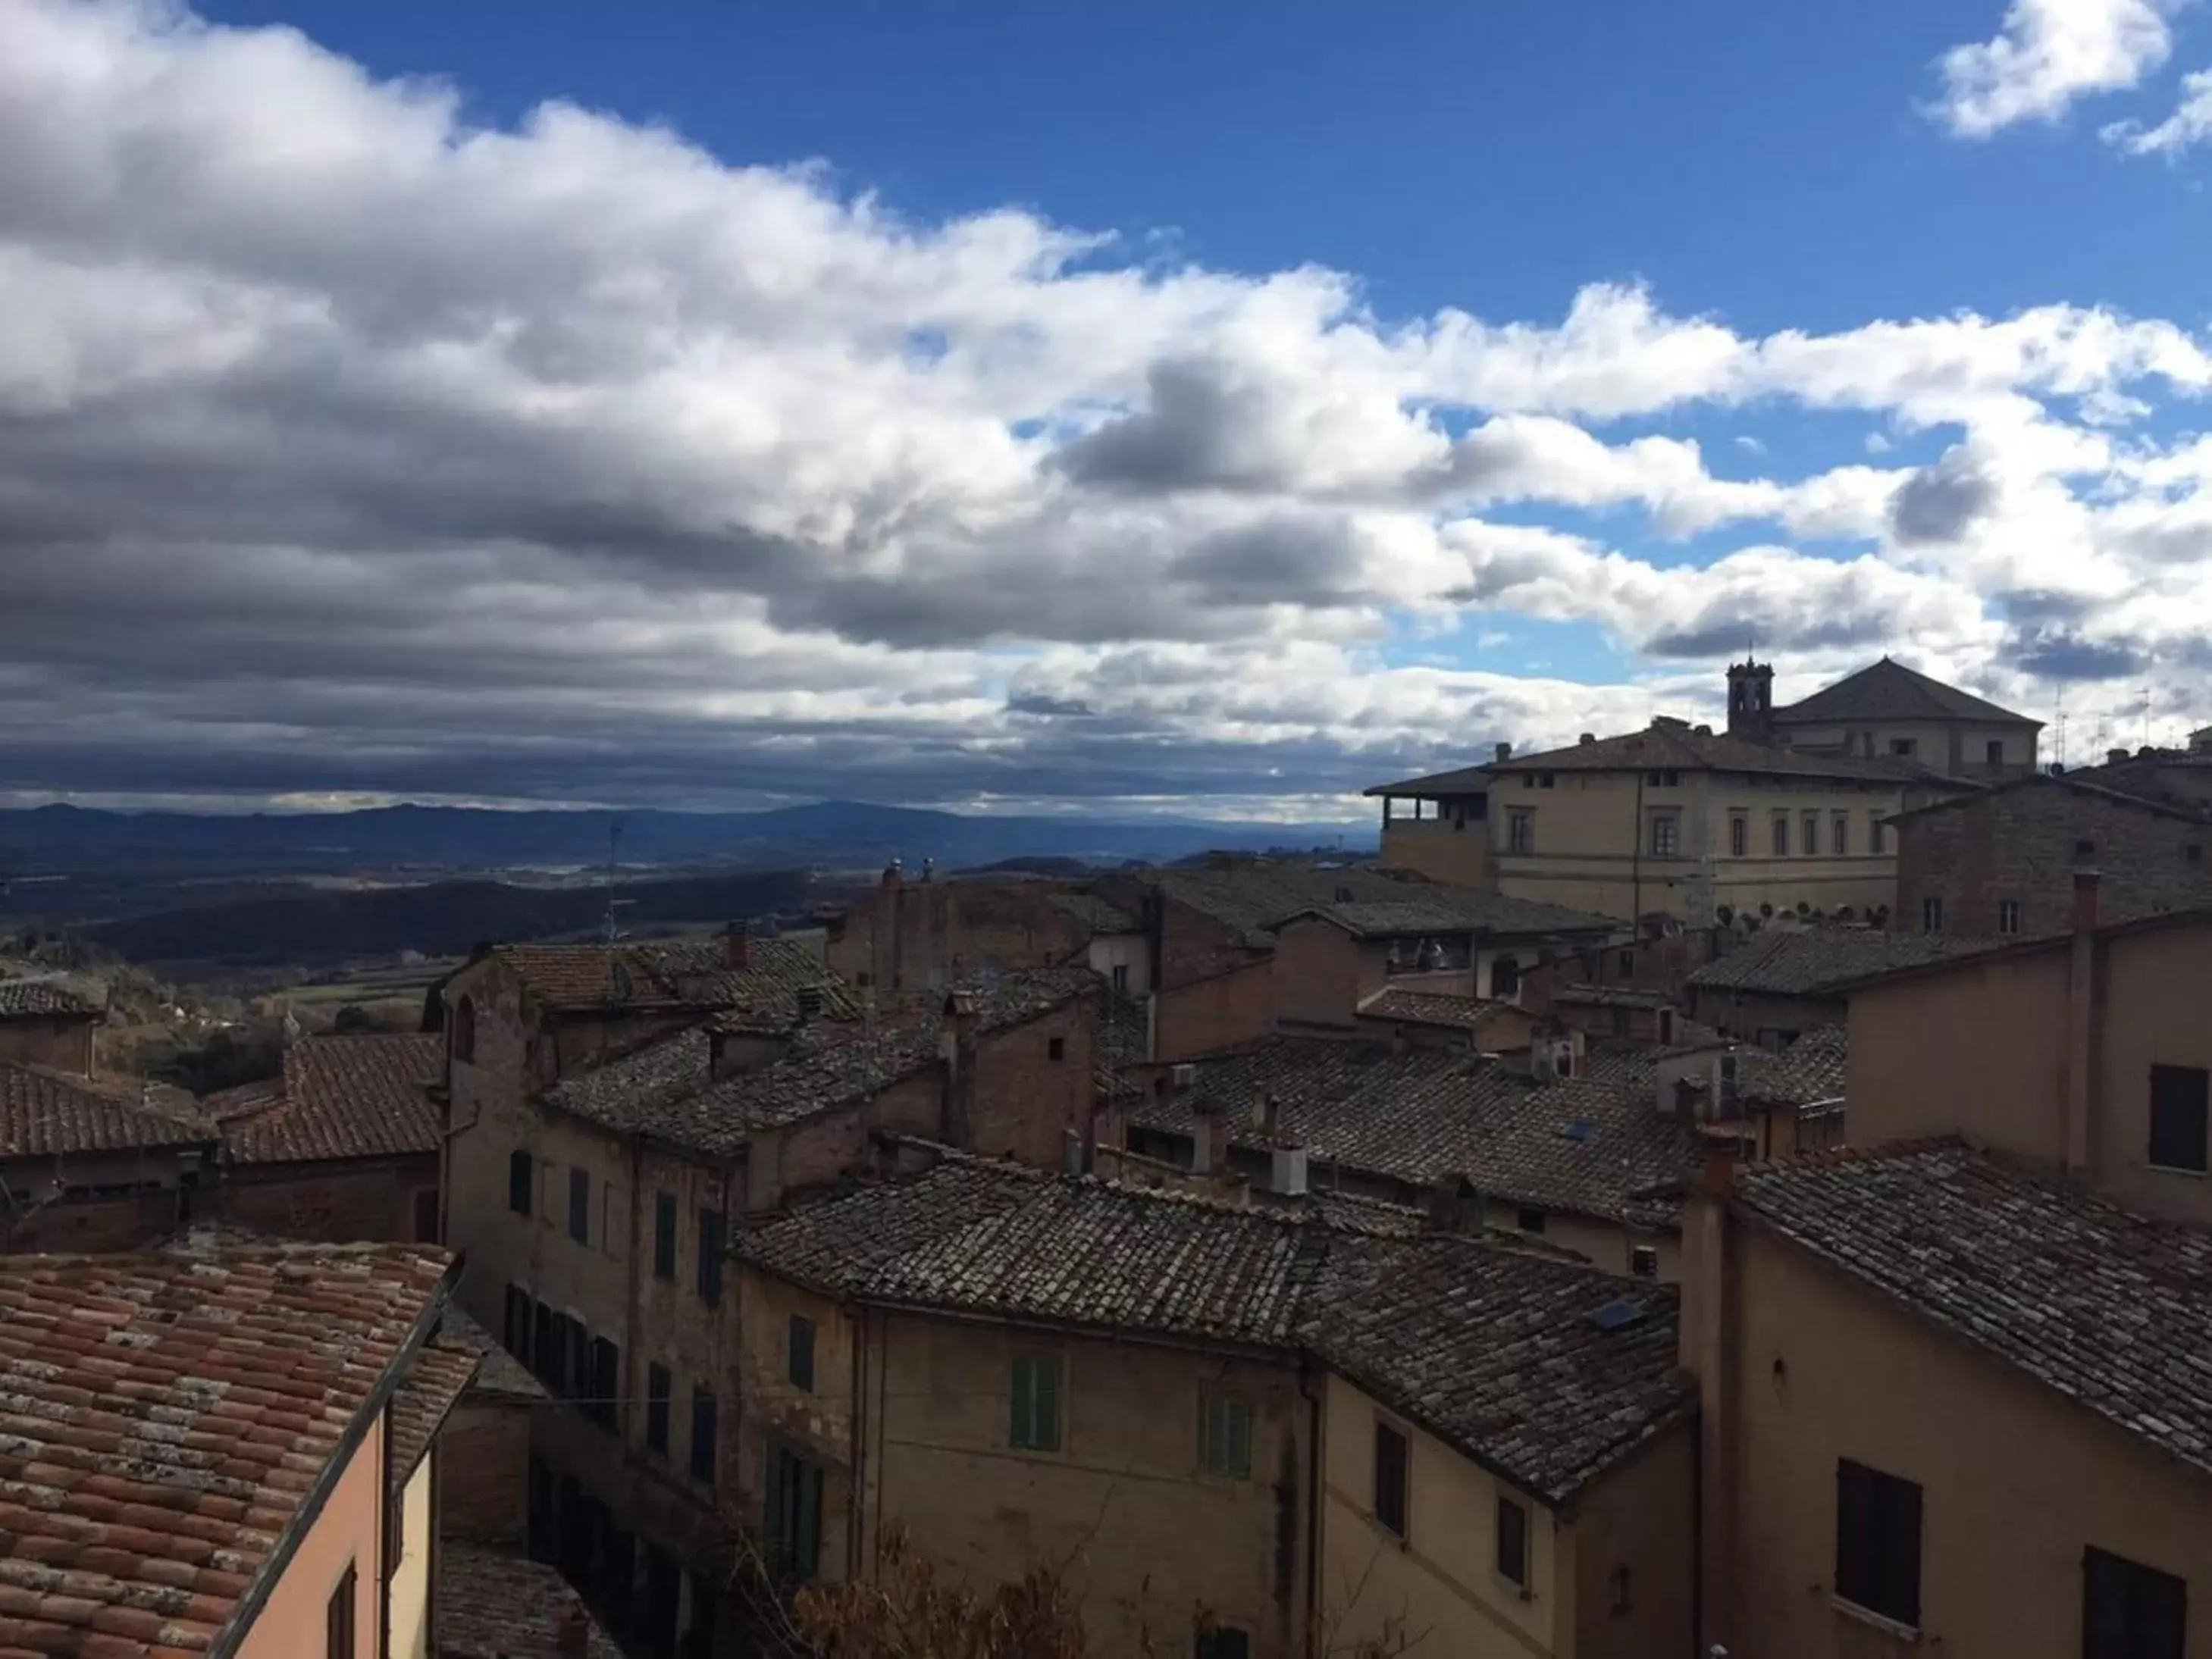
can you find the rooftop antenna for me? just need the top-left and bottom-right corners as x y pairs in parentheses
(2142, 684), (2154, 752)
(602, 818), (631, 947)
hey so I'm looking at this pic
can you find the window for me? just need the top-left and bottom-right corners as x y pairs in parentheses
(1609, 1564), (1634, 1616)
(653, 1192), (677, 1282)
(2083, 1547), (2186, 1659)
(1539, 772), (1556, 788)
(451, 997), (476, 1065)
(1802, 811), (1820, 856)
(508, 1150), (532, 1216)
(1835, 1459), (1922, 1629)
(1647, 811), (1679, 856)
(1922, 896), (1944, 934)
(1515, 1206), (1546, 1233)
(1010, 1355), (1064, 1451)
(1729, 813), (1748, 857)
(1985, 739), (2004, 765)
(1048, 1036), (1066, 1062)
(769, 1445), (825, 1580)
(1201, 1394), (1253, 1479)
(567, 1168), (590, 1244)
(1617, 948), (1635, 977)
(690, 1387), (718, 1485)
(646, 1363), (671, 1455)
(503, 1285), (531, 1360)
(1889, 737), (1917, 757)
(412, 1188), (440, 1244)
(1490, 955), (1520, 998)
(1997, 899), (2022, 935)
(1195, 1628), (1252, 1659)
(326, 1561), (356, 1659)
(2076, 838), (2098, 860)
(1507, 808), (1534, 854)
(697, 1208), (726, 1306)
(1831, 812), (1849, 856)
(587, 1336), (620, 1432)
(1870, 814), (1886, 855)
(1111, 963), (1129, 992)
(1496, 1496), (1530, 1589)
(1372, 1421), (1408, 1538)
(789, 1316), (816, 1392)
(1772, 813), (1790, 856)
(2148, 1064), (2210, 1172)
(1630, 1245), (1659, 1279)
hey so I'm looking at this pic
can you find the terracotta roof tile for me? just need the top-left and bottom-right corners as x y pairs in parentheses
(220, 1033), (443, 1166)
(1771, 656), (2038, 728)
(437, 1544), (625, 1659)
(0, 1063), (218, 1160)
(1494, 721), (1940, 784)
(1734, 1025), (1847, 1109)
(1281, 893), (1617, 938)
(1142, 866), (1458, 948)
(738, 1156), (1690, 1504)
(493, 936), (854, 1021)
(1736, 1141), (2212, 1475)
(387, 1338), (480, 1495)
(1355, 988), (1524, 1038)
(0, 978), (103, 1019)
(1686, 927), (2010, 996)
(0, 1244), (452, 1656)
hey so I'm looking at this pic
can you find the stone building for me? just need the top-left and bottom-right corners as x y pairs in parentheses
(730, 1149), (1696, 1659)
(1681, 1140), (2210, 1659)
(823, 864), (1092, 993)
(0, 975), (105, 1073)
(208, 1030), (445, 1243)
(1364, 760), (1496, 887)
(1728, 653), (2042, 778)
(0, 1060), (217, 1251)
(1892, 770), (2212, 937)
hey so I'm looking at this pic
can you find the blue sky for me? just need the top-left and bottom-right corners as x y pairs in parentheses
(4, 0), (2212, 815)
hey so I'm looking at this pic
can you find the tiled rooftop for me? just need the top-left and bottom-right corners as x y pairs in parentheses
(1363, 762), (1496, 798)
(1356, 987), (1524, 1038)
(1126, 1037), (1698, 1229)
(550, 967), (1096, 1158)
(493, 935), (855, 1021)
(437, 1544), (626, 1659)
(0, 1060), (218, 1160)
(0, 1244), (452, 1657)
(1049, 891), (1139, 934)
(1493, 721), (1938, 784)
(435, 1303), (546, 1401)
(738, 1155), (1691, 1504)
(0, 977), (104, 1019)
(1281, 892), (1618, 939)
(1736, 1141), (2212, 1476)
(1686, 927), (2007, 997)
(1140, 865), (1448, 947)
(218, 1032), (443, 1166)
(1734, 1025), (1848, 1109)
(1771, 655), (2038, 728)
(387, 1336), (480, 1495)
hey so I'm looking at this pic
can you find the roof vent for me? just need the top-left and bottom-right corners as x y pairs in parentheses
(1579, 733), (1596, 746)
(1170, 1062), (1198, 1090)
(1590, 1299), (1644, 1332)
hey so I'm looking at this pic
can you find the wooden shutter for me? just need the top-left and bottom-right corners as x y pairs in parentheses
(2149, 1066), (2210, 1171)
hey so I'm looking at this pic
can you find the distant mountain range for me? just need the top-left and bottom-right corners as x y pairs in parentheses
(0, 800), (1374, 876)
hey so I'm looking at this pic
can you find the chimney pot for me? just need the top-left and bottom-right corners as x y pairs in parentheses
(796, 985), (825, 1022)
(2072, 866), (2101, 934)
(1579, 732), (1596, 746)
(1494, 741), (1512, 762)
(725, 921), (750, 970)
(882, 859), (903, 892)
(1697, 1123), (1741, 1197)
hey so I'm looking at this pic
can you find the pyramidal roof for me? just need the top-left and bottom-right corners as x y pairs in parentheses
(1772, 657), (2039, 729)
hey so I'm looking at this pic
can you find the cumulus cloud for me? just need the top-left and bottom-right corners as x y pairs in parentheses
(1932, 0), (2179, 137)
(0, 0), (2207, 815)
(2104, 66), (2212, 152)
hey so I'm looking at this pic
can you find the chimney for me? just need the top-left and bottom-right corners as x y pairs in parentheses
(1192, 1108), (1218, 1175)
(556, 1603), (591, 1659)
(2107, 747), (2130, 766)
(795, 985), (825, 1024)
(725, 921), (750, 970)
(882, 859), (903, 893)
(1494, 741), (1512, 762)
(1697, 1122), (1741, 1199)
(1424, 1173), (1471, 1232)
(708, 1028), (729, 1083)
(1267, 1143), (1310, 1197)
(1259, 1092), (1283, 1141)
(2072, 865), (2100, 934)
(1579, 732), (1596, 746)
(921, 856), (936, 883)
(942, 990), (980, 1147)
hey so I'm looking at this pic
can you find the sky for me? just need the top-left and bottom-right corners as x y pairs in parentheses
(5, 0), (2212, 820)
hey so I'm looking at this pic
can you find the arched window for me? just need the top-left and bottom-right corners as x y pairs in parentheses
(452, 995), (477, 1065)
(1490, 955), (1520, 999)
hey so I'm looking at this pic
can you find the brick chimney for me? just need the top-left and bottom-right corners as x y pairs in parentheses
(2072, 865), (2100, 934)
(1494, 741), (1512, 762)
(1682, 1121), (1741, 1654)
(941, 990), (980, 1147)
(725, 921), (750, 971)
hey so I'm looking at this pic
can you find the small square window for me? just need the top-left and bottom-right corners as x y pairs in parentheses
(1195, 1628), (1251, 1659)
(2188, 844), (2204, 866)
(1372, 1421), (1408, 1538)
(1985, 739), (2004, 765)
(1201, 1394), (1253, 1479)
(1889, 737), (1917, 757)
(1630, 1245), (1659, 1279)
(1496, 1496), (1530, 1589)
(2075, 839), (2098, 860)
(2149, 1064), (2210, 1172)
(1997, 900), (2022, 935)
(1515, 1207), (1546, 1234)
(1539, 772), (1556, 789)
(788, 1316), (816, 1393)
(1010, 1355), (1064, 1451)
(1048, 1036), (1066, 1062)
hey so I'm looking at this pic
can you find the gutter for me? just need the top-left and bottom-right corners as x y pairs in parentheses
(207, 1255), (461, 1659)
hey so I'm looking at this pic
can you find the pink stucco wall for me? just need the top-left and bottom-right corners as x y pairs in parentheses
(237, 1410), (387, 1659)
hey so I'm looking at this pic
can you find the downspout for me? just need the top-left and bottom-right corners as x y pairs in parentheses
(376, 1398), (393, 1659)
(846, 1301), (867, 1581)
(1301, 1364), (1324, 1659)
(1631, 769), (1646, 929)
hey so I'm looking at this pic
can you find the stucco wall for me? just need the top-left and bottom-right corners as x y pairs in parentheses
(1270, 921), (1364, 1030)
(1780, 717), (2035, 778)
(0, 1169), (190, 1254)
(388, 1451), (435, 1659)
(1717, 1218), (2211, 1659)
(2091, 925), (2212, 1225)
(1568, 1426), (1697, 1659)
(827, 878), (1088, 992)
(0, 1013), (96, 1072)
(237, 1411), (384, 1659)
(865, 1310), (1314, 1657)
(1153, 958), (1276, 1062)
(1319, 1373), (1561, 1657)
(1379, 814), (1494, 889)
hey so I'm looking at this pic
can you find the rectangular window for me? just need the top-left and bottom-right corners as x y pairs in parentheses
(1617, 948), (1635, 977)
(587, 1336), (620, 1432)
(567, 1168), (589, 1245)
(2148, 1064), (2210, 1172)
(1496, 1495), (1530, 1589)
(697, 1208), (726, 1306)
(1772, 812), (1790, 856)
(326, 1561), (356, 1659)
(1111, 963), (1129, 993)
(690, 1387), (718, 1485)
(1195, 1629), (1252, 1659)
(1802, 811), (1820, 856)
(503, 1284), (532, 1360)
(768, 1445), (826, 1581)
(1922, 896), (1944, 934)
(1201, 1394), (1253, 1479)
(1647, 811), (1679, 857)
(1997, 899), (2022, 935)
(530, 1301), (559, 1391)
(508, 1150), (532, 1216)
(1508, 808), (1534, 854)
(1831, 812), (1849, 856)
(1871, 814), (1887, 854)
(1631, 1245), (1659, 1279)
(2083, 1546), (2186, 1659)
(646, 1363), (671, 1455)
(789, 1316), (816, 1392)
(1515, 1206), (1546, 1233)
(1729, 813), (1748, 858)
(1048, 1036), (1066, 1061)
(412, 1188), (440, 1244)
(1835, 1458), (1922, 1629)
(1985, 738), (2004, 765)
(1372, 1421), (1408, 1538)
(1010, 1355), (1064, 1451)
(2189, 844), (2204, 866)
(653, 1192), (677, 1282)
(1889, 737), (1917, 757)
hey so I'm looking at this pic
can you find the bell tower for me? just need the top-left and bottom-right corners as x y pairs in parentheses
(1726, 658), (1775, 743)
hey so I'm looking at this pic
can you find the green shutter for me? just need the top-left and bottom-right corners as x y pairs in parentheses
(1036, 1357), (1061, 1450)
(1011, 1357), (1063, 1451)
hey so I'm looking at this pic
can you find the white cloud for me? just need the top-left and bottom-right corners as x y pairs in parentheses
(2104, 65), (2212, 151)
(1932, 0), (2180, 138)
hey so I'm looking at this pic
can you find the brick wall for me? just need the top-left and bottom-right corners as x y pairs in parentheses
(0, 1182), (188, 1253)
(1897, 784), (2212, 937)
(438, 1398), (533, 1546)
(826, 879), (1086, 992)
(968, 998), (1094, 1166)
(216, 1155), (440, 1243)
(0, 1015), (97, 1073)
(1153, 959), (1275, 1062)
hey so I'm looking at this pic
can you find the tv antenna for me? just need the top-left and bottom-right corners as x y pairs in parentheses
(602, 819), (632, 946)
